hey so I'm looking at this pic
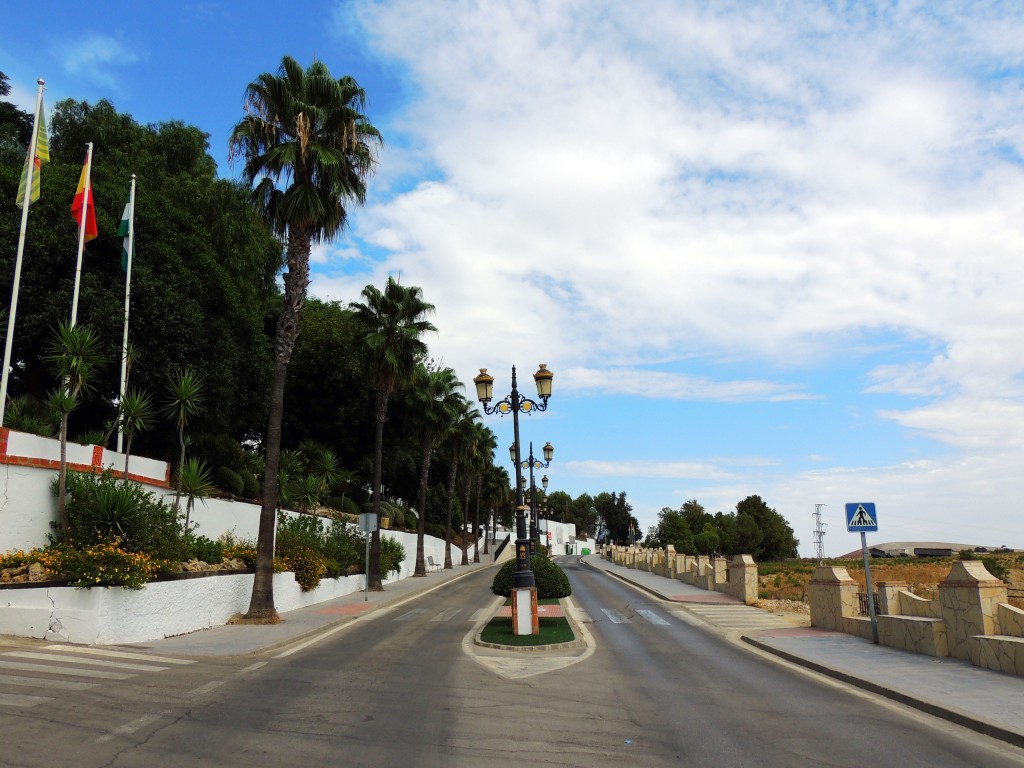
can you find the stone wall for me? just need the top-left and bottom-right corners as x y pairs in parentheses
(809, 562), (1023, 677)
(602, 544), (758, 604)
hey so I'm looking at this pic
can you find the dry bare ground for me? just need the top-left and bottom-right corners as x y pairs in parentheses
(756, 553), (1024, 612)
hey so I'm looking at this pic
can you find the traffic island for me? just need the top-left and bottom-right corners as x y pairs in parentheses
(476, 598), (582, 650)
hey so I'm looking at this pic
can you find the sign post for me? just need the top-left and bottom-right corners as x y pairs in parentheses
(845, 503), (879, 644)
(359, 513), (378, 602)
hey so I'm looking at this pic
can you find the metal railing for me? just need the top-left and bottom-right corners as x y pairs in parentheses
(857, 592), (881, 616)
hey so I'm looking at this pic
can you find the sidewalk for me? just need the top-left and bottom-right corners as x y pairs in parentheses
(581, 555), (1024, 749)
(131, 558), (498, 657)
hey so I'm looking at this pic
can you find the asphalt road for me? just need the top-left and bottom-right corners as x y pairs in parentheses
(1, 559), (1023, 767)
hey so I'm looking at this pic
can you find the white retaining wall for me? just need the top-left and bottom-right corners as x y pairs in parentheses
(0, 429), (480, 644)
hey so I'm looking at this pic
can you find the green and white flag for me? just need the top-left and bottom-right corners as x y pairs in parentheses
(116, 198), (134, 271)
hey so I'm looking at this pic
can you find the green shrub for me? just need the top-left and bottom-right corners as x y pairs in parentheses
(60, 472), (188, 563)
(241, 470), (261, 499)
(982, 556), (1009, 581)
(321, 521), (363, 573)
(277, 511), (326, 550)
(425, 521), (446, 540)
(390, 507), (406, 529)
(959, 549), (979, 561)
(215, 467), (244, 496)
(491, 554), (571, 599)
(381, 536), (406, 576)
(278, 543), (326, 591)
(187, 535), (224, 563)
(40, 542), (155, 589)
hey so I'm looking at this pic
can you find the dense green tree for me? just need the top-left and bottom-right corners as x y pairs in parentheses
(646, 507), (696, 553)
(230, 56), (381, 620)
(0, 97), (279, 456)
(439, 400), (478, 568)
(735, 494), (799, 560)
(595, 491), (638, 545)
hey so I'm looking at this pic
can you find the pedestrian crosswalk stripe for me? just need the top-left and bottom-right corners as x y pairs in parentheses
(42, 646), (195, 665)
(0, 660), (134, 680)
(394, 609), (428, 622)
(5, 651), (168, 672)
(636, 609), (670, 625)
(0, 692), (50, 708)
(470, 609), (489, 622)
(0, 673), (96, 691)
(601, 608), (630, 624)
(431, 608), (462, 622)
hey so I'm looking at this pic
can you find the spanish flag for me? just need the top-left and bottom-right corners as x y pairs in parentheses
(71, 160), (97, 242)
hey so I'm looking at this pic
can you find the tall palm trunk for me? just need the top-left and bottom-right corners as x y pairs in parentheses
(474, 474), (483, 563)
(245, 225), (310, 621)
(414, 438), (432, 577)
(369, 387), (388, 590)
(444, 460), (457, 568)
(460, 474), (471, 565)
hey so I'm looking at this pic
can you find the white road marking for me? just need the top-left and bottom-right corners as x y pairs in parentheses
(431, 608), (462, 622)
(96, 711), (171, 743)
(187, 680), (225, 697)
(0, 692), (50, 708)
(0, 660), (134, 680)
(5, 651), (168, 672)
(601, 608), (630, 624)
(43, 646), (195, 665)
(0, 673), (96, 691)
(636, 609), (670, 625)
(394, 609), (428, 622)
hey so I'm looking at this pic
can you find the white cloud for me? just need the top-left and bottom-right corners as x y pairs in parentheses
(53, 34), (139, 88)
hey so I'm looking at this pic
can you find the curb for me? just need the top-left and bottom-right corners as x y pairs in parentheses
(473, 596), (587, 653)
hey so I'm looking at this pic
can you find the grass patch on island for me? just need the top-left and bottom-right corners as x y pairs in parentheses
(480, 616), (576, 647)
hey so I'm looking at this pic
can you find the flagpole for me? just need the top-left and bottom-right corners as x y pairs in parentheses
(116, 175), (137, 454)
(0, 78), (46, 426)
(70, 142), (94, 328)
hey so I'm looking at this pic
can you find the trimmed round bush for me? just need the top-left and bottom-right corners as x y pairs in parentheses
(215, 466), (244, 496)
(491, 554), (571, 599)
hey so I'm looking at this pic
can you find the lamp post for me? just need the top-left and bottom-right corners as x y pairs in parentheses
(511, 440), (553, 553)
(474, 364), (553, 636)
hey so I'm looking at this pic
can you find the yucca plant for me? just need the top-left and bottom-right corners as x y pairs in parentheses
(177, 456), (215, 532)
(163, 367), (204, 512)
(119, 388), (154, 481)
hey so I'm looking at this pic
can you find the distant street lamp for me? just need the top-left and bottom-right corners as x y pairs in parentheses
(510, 441), (553, 552)
(473, 364), (553, 635)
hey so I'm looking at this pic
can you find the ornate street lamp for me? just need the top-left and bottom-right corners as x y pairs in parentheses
(510, 440), (554, 553)
(473, 364), (553, 635)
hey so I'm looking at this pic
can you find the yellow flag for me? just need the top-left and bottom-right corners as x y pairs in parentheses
(16, 102), (49, 208)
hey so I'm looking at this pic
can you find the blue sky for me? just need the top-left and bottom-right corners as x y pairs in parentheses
(5, 1), (1024, 556)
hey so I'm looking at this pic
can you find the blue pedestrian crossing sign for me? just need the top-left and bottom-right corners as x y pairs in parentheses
(845, 502), (878, 532)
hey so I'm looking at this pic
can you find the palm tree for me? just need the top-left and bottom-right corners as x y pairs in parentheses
(230, 56), (382, 621)
(162, 367), (204, 511)
(119, 387), (154, 482)
(350, 277), (436, 589)
(441, 402), (479, 568)
(472, 426), (497, 563)
(409, 364), (463, 576)
(45, 321), (106, 536)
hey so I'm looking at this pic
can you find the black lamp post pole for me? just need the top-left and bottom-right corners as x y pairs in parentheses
(508, 368), (534, 589)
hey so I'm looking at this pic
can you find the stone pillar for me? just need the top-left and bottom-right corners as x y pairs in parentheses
(876, 581), (908, 616)
(665, 545), (676, 579)
(712, 557), (727, 589)
(810, 566), (859, 630)
(728, 555), (758, 605)
(939, 561), (1007, 663)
